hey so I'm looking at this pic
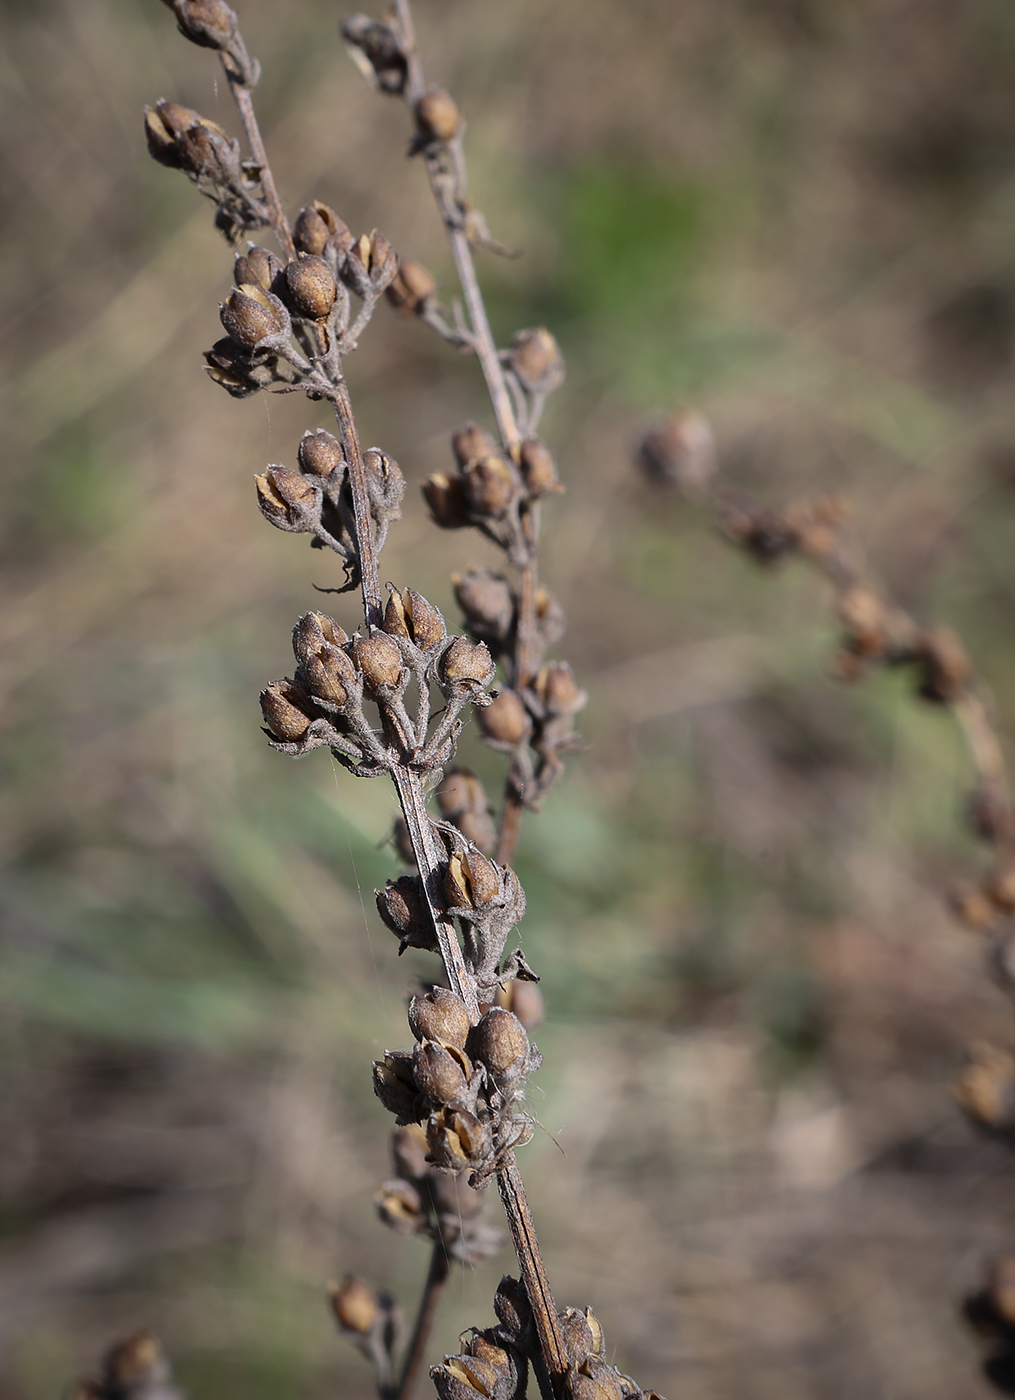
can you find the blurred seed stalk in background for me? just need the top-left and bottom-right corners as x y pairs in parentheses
(6, 1), (1015, 1397)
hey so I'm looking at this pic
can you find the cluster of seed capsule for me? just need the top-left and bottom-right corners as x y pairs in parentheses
(259, 596), (497, 776)
(372, 987), (541, 1187)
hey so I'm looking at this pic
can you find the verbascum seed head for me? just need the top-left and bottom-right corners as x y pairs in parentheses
(408, 987), (472, 1049)
(297, 430), (345, 478)
(477, 689), (530, 746)
(353, 631), (404, 693)
(329, 1276), (379, 1335)
(415, 86), (461, 143)
(283, 254), (338, 320)
(387, 259), (437, 313)
(259, 680), (314, 741)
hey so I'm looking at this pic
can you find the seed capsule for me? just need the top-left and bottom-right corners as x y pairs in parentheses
(234, 245), (283, 292)
(461, 456), (517, 518)
(384, 588), (447, 652)
(415, 86), (461, 143)
(453, 569), (515, 645)
(440, 636), (495, 690)
(409, 987), (472, 1049)
(297, 430), (345, 478)
(254, 467), (319, 530)
(303, 644), (355, 706)
(519, 437), (561, 496)
(496, 979), (544, 1030)
(506, 327), (564, 393)
(283, 254), (338, 320)
(534, 661), (585, 714)
(423, 473), (471, 529)
(412, 1040), (472, 1107)
(471, 1007), (529, 1077)
(221, 284), (284, 348)
(373, 1050), (419, 1120)
(168, 0), (237, 51)
(353, 631), (405, 694)
(375, 1178), (425, 1235)
(376, 875), (435, 950)
(494, 1276), (532, 1338)
(259, 680), (314, 741)
(293, 201), (354, 258)
(387, 259), (437, 314)
(329, 1276), (379, 1335)
(637, 411), (716, 493)
(477, 688), (531, 747)
(451, 423), (499, 467)
(391, 1122), (430, 1181)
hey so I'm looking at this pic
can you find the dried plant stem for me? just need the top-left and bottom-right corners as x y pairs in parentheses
(498, 1156), (567, 1386)
(392, 766), (479, 1020)
(223, 64), (295, 262)
(333, 376), (384, 626)
(396, 1243), (450, 1400)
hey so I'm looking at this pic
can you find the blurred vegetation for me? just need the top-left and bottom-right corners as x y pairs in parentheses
(5, 1), (1015, 1397)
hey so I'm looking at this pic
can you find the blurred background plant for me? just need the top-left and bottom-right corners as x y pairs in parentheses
(5, 1), (1015, 1397)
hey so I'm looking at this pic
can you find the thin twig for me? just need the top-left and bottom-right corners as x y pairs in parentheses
(224, 70), (296, 262)
(396, 1242), (450, 1400)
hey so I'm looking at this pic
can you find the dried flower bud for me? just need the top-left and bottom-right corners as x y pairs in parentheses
(496, 979), (544, 1030)
(254, 466), (320, 530)
(391, 1122), (430, 1181)
(914, 626), (972, 703)
(354, 631), (405, 694)
(453, 569), (515, 646)
(234, 245), (283, 292)
(506, 327), (564, 394)
(423, 473), (471, 529)
(440, 636), (495, 691)
(387, 259), (438, 314)
(475, 695), (530, 756)
(375, 1178), (426, 1235)
(637, 411), (716, 494)
(519, 437), (562, 496)
(494, 1276), (532, 1338)
(259, 679), (315, 741)
(471, 1007), (529, 1076)
(415, 86), (461, 144)
(452, 423), (499, 467)
(409, 987), (472, 1049)
(464, 1332), (514, 1373)
(167, 0), (237, 50)
(341, 15), (408, 94)
(283, 254), (338, 320)
(384, 588), (446, 651)
(293, 201), (354, 258)
(954, 1042), (1015, 1133)
(412, 1040), (472, 1107)
(376, 875), (434, 950)
(461, 456), (518, 518)
(298, 429), (345, 479)
(373, 1050), (420, 1120)
(535, 661), (585, 715)
(329, 1275), (379, 1335)
(221, 284), (285, 348)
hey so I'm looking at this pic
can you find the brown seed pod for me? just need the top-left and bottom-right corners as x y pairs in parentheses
(259, 680), (314, 741)
(519, 437), (562, 496)
(391, 1122), (430, 1181)
(234, 245), (283, 292)
(384, 588), (446, 651)
(221, 284), (284, 348)
(477, 688), (531, 747)
(354, 631), (405, 694)
(415, 86), (461, 143)
(637, 411), (716, 494)
(440, 636), (495, 690)
(412, 1040), (472, 1107)
(373, 1050), (420, 1121)
(471, 1007), (529, 1076)
(408, 987), (472, 1049)
(451, 423), (499, 467)
(423, 473), (471, 529)
(293, 201), (354, 258)
(329, 1275), (379, 1335)
(461, 456), (518, 518)
(387, 258), (437, 314)
(506, 327), (564, 393)
(283, 254), (338, 320)
(297, 429), (345, 478)
(375, 1178), (426, 1235)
